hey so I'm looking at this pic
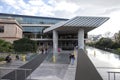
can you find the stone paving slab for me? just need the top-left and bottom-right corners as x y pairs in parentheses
(27, 62), (69, 80)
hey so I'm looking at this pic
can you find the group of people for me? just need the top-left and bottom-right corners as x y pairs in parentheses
(41, 48), (48, 54)
(5, 54), (12, 63)
(5, 54), (20, 63)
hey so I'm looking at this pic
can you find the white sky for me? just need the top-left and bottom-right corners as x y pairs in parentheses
(0, 0), (120, 35)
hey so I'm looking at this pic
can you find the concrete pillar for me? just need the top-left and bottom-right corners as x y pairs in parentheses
(53, 30), (58, 62)
(78, 29), (84, 49)
(41, 35), (43, 39)
(35, 33), (37, 39)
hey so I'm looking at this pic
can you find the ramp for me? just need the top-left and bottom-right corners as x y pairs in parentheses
(75, 49), (103, 80)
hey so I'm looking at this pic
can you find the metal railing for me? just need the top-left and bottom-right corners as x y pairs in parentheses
(0, 67), (32, 80)
(96, 67), (120, 80)
(108, 71), (120, 80)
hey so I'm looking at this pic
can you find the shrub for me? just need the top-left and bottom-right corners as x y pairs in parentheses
(117, 48), (120, 53)
(0, 39), (13, 52)
(13, 38), (37, 53)
(0, 57), (5, 61)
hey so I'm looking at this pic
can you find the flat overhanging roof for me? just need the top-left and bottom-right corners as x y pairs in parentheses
(44, 16), (109, 34)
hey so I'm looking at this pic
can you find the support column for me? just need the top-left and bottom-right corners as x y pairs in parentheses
(34, 33), (37, 39)
(53, 30), (58, 62)
(78, 29), (84, 49)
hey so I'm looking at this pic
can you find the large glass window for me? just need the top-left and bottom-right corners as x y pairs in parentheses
(19, 17), (67, 24)
(0, 14), (68, 24)
(23, 26), (45, 33)
(0, 26), (4, 33)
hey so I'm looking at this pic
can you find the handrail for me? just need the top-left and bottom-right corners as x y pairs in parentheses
(0, 67), (32, 80)
(108, 71), (120, 80)
(96, 67), (120, 69)
(96, 67), (120, 80)
(0, 67), (32, 70)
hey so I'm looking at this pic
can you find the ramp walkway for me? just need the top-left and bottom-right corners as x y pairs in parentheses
(27, 50), (77, 80)
(75, 49), (103, 80)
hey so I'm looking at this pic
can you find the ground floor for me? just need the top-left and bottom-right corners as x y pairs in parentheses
(35, 39), (78, 50)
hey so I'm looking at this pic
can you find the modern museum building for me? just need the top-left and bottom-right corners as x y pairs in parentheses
(0, 13), (109, 50)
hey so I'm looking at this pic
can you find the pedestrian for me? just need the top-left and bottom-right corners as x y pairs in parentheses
(5, 54), (12, 63)
(16, 54), (19, 60)
(41, 48), (44, 54)
(69, 53), (72, 61)
(70, 53), (75, 65)
(43, 48), (46, 54)
(45, 48), (48, 54)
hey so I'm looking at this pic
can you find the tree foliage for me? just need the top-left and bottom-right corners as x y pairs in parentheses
(96, 38), (113, 48)
(13, 38), (37, 52)
(0, 39), (13, 52)
(115, 31), (120, 43)
(87, 31), (120, 54)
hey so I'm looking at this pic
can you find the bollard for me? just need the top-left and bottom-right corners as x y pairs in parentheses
(74, 50), (76, 58)
(22, 55), (26, 62)
(94, 50), (96, 57)
(53, 55), (56, 63)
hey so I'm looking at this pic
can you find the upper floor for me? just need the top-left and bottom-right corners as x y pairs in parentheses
(0, 13), (68, 24)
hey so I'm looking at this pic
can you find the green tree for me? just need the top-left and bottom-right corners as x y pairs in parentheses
(0, 39), (13, 52)
(115, 31), (120, 43)
(13, 38), (37, 53)
(96, 38), (113, 48)
(112, 31), (120, 49)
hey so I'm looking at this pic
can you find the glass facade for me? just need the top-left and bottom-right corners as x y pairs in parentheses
(23, 26), (45, 33)
(0, 13), (68, 24)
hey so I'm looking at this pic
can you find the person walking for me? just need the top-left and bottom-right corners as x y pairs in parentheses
(16, 54), (19, 60)
(70, 53), (75, 65)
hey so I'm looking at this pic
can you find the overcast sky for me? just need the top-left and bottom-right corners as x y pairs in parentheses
(0, 0), (120, 35)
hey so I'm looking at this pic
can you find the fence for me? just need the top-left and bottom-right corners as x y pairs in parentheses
(97, 67), (120, 80)
(0, 67), (31, 80)
(2, 53), (47, 80)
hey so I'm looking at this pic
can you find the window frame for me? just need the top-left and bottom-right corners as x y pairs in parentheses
(0, 26), (4, 33)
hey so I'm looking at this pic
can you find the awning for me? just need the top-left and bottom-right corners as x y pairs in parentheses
(44, 16), (109, 34)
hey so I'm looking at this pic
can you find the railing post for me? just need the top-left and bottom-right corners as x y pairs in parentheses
(108, 72), (110, 80)
(114, 73), (115, 80)
(15, 69), (17, 80)
(0, 68), (1, 80)
(30, 69), (31, 79)
(25, 69), (26, 79)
